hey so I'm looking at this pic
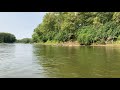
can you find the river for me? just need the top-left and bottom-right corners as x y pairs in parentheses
(0, 43), (120, 78)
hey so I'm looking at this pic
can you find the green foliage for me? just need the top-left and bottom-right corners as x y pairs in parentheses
(32, 32), (40, 43)
(117, 36), (120, 41)
(32, 12), (120, 45)
(113, 12), (120, 23)
(54, 31), (69, 42)
(77, 26), (96, 45)
(16, 38), (33, 43)
(0, 32), (16, 43)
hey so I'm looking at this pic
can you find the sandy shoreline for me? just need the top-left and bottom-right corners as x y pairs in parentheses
(35, 41), (120, 47)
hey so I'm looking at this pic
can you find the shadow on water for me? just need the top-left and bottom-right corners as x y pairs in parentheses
(33, 45), (120, 78)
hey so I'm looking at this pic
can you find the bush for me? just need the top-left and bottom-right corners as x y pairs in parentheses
(54, 31), (69, 42)
(77, 26), (96, 45)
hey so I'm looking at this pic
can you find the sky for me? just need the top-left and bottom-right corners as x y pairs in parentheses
(0, 12), (46, 39)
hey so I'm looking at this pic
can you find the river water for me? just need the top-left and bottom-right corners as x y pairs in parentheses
(0, 43), (120, 78)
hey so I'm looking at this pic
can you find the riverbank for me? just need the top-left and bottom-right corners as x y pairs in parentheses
(34, 41), (120, 47)
(91, 44), (120, 47)
(35, 41), (80, 46)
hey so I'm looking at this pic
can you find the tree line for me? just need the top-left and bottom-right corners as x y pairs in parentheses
(16, 38), (33, 43)
(0, 32), (16, 43)
(0, 32), (33, 44)
(32, 12), (120, 45)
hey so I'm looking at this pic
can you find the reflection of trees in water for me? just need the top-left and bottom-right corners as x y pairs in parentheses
(33, 45), (83, 77)
(33, 45), (120, 78)
(103, 46), (120, 77)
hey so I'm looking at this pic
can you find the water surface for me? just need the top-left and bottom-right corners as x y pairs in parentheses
(0, 43), (120, 78)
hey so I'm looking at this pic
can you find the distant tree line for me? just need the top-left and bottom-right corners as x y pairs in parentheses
(0, 32), (16, 43)
(32, 12), (120, 45)
(16, 38), (33, 43)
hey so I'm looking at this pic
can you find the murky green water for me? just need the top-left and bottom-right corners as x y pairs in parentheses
(0, 43), (120, 78)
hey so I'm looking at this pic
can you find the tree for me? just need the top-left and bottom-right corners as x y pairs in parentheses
(112, 12), (120, 23)
(0, 32), (16, 43)
(32, 12), (120, 45)
(16, 38), (33, 43)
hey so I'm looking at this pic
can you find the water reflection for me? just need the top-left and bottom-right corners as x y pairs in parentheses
(0, 44), (120, 78)
(34, 45), (120, 78)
